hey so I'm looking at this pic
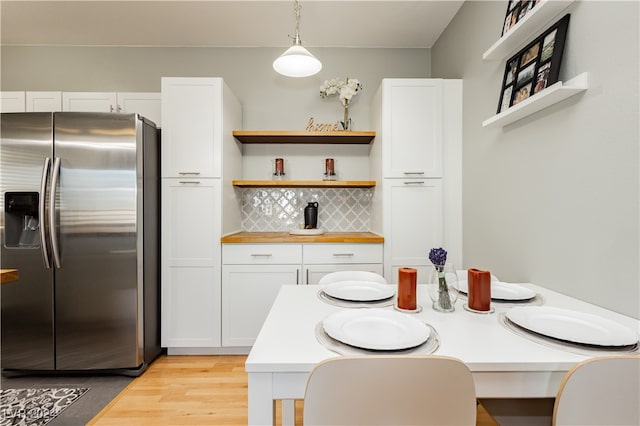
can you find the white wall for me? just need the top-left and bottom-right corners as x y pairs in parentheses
(432, 1), (639, 319)
(0, 46), (430, 130)
(1, 46), (429, 182)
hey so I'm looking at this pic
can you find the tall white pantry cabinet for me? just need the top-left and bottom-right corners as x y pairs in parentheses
(160, 78), (242, 353)
(370, 79), (462, 283)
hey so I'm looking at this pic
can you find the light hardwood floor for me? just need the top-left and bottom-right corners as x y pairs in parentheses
(88, 354), (499, 425)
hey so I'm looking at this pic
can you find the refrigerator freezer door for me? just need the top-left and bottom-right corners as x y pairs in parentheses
(0, 112), (55, 370)
(53, 113), (143, 370)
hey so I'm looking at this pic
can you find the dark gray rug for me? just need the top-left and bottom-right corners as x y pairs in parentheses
(0, 388), (89, 426)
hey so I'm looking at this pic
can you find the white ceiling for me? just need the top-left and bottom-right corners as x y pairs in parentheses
(0, 1), (465, 48)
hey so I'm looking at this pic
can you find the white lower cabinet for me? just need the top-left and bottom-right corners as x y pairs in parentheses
(221, 265), (300, 347)
(384, 179), (443, 283)
(163, 266), (220, 348)
(161, 179), (221, 349)
(221, 242), (383, 346)
(222, 244), (302, 347)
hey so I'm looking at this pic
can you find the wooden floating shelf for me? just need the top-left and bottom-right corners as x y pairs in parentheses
(482, 73), (588, 128)
(232, 130), (375, 144)
(483, 0), (575, 61)
(232, 180), (376, 188)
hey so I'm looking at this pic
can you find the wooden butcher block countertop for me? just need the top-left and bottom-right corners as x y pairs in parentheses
(220, 232), (384, 243)
(0, 269), (19, 284)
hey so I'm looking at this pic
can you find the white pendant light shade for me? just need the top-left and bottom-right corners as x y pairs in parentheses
(273, 0), (322, 78)
(273, 43), (322, 78)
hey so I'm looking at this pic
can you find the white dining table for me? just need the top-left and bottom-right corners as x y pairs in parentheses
(245, 283), (640, 426)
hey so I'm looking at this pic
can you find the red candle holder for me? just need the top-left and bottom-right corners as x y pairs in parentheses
(468, 268), (492, 312)
(397, 268), (417, 311)
(274, 158), (285, 176)
(323, 158), (336, 181)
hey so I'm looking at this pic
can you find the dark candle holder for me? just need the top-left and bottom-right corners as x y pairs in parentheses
(274, 158), (285, 180)
(323, 158), (337, 181)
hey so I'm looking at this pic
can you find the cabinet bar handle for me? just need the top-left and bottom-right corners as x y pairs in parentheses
(179, 181), (200, 184)
(178, 172), (201, 175)
(332, 253), (355, 257)
(403, 171), (425, 175)
(306, 269), (309, 285)
(250, 254), (273, 257)
(403, 181), (424, 185)
(296, 269), (299, 285)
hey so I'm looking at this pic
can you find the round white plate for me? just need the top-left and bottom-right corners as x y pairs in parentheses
(458, 281), (536, 301)
(323, 308), (430, 350)
(506, 306), (639, 347)
(321, 280), (395, 302)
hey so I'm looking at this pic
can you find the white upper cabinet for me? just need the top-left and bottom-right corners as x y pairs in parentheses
(26, 92), (62, 112)
(2, 91), (160, 124)
(63, 92), (118, 112)
(380, 79), (443, 178)
(62, 92), (161, 126)
(116, 92), (161, 126)
(161, 78), (222, 178)
(0, 92), (26, 112)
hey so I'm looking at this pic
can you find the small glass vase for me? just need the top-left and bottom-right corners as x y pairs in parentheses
(340, 104), (351, 131)
(427, 263), (459, 312)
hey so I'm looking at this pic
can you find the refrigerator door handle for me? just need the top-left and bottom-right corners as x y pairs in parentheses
(39, 157), (52, 269)
(49, 156), (62, 269)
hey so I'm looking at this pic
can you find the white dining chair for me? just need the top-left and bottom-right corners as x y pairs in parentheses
(318, 270), (387, 285)
(552, 355), (640, 426)
(303, 355), (477, 426)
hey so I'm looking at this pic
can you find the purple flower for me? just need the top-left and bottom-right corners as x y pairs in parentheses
(428, 247), (447, 267)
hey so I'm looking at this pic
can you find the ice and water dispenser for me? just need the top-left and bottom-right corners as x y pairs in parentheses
(4, 192), (40, 248)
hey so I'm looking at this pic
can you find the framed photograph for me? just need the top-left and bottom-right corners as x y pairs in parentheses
(505, 58), (518, 85)
(533, 62), (552, 94)
(520, 42), (540, 67)
(499, 85), (514, 112)
(501, 0), (538, 36)
(496, 14), (570, 114)
(512, 81), (533, 106)
(516, 62), (536, 86)
(540, 29), (557, 62)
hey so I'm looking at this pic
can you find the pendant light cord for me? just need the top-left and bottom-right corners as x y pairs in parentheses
(293, 0), (302, 41)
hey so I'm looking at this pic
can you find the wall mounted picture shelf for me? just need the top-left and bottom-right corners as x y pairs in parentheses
(232, 180), (376, 188)
(232, 130), (375, 144)
(483, 0), (576, 62)
(482, 72), (588, 128)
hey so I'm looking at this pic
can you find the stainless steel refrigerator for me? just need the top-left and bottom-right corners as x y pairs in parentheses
(0, 112), (161, 375)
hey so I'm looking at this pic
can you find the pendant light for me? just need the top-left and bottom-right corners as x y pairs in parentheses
(273, 0), (322, 78)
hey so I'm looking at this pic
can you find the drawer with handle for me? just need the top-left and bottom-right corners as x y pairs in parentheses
(222, 243), (302, 265)
(303, 243), (383, 264)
